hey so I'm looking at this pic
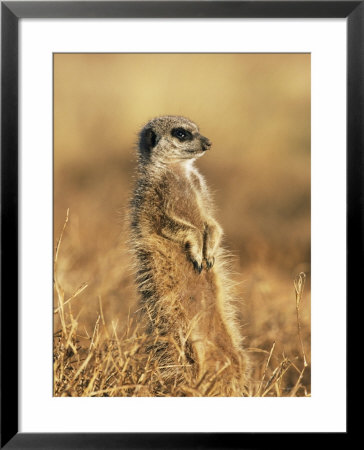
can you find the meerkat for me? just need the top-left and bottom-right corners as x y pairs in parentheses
(129, 115), (248, 396)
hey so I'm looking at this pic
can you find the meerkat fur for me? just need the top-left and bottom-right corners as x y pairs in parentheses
(129, 115), (248, 396)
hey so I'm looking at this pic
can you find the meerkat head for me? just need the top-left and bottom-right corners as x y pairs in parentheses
(138, 115), (211, 164)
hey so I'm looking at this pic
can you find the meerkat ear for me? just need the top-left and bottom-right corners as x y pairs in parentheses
(139, 127), (160, 157)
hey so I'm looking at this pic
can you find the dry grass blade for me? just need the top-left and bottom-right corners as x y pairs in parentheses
(262, 358), (292, 397)
(54, 208), (69, 266)
(203, 362), (230, 396)
(87, 386), (144, 396)
(256, 341), (275, 396)
(289, 366), (306, 397)
(89, 315), (101, 351)
(294, 272), (308, 367)
(69, 352), (94, 386)
(53, 282), (88, 314)
(54, 209), (70, 337)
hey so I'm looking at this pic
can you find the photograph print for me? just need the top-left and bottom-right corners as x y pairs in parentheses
(53, 53), (310, 397)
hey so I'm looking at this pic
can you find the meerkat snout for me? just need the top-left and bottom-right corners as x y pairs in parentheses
(138, 115), (211, 163)
(200, 136), (212, 151)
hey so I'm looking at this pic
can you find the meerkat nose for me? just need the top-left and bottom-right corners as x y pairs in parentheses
(201, 136), (212, 151)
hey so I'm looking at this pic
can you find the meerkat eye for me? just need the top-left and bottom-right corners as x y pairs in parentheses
(172, 128), (193, 141)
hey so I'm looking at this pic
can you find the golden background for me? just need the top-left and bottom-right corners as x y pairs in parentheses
(54, 54), (310, 394)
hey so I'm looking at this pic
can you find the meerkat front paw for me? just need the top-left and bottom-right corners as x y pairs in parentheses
(192, 259), (203, 274)
(204, 255), (215, 270)
(185, 236), (204, 274)
(203, 221), (222, 270)
(187, 249), (204, 274)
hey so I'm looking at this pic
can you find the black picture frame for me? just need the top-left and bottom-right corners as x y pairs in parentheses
(1, 1), (359, 448)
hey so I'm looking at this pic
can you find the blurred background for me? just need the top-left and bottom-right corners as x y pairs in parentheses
(54, 53), (311, 392)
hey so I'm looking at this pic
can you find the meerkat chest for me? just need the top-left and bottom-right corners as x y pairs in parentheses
(166, 165), (207, 222)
